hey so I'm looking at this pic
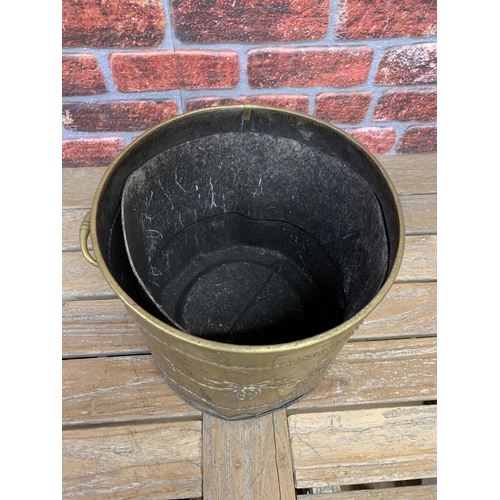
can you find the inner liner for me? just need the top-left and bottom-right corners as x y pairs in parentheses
(119, 132), (389, 345)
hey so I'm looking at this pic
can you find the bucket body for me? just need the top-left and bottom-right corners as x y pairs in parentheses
(81, 105), (405, 419)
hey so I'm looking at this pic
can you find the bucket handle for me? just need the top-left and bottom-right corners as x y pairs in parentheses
(79, 211), (98, 267)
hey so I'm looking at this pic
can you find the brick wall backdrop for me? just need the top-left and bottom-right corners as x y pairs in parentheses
(62, 0), (437, 166)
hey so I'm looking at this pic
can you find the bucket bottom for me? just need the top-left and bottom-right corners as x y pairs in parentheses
(144, 213), (346, 345)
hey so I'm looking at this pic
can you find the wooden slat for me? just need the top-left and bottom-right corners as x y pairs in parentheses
(62, 194), (436, 252)
(63, 166), (106, 208)
(63, 355), (200, 427)
(63, 251), (115, 301)
(289, 405), (437, 488)
(202, 409), (296, 500)
(396, 235), (436, 283)
(272, 410), (297, 500)
(62, 299), (148, 358)
(62, 282), (435, 358)
(297, 484), (437, 499)
(352, 282), (436, 341)
(399, 194), (436, 234)
(375, 154), (436, 195)
(288, 337), (436, 413)
(62, 420), (202, 499)
(63, 208), (91, 251)
(62, 156), (436, 209)
(62, 235), (436, 301)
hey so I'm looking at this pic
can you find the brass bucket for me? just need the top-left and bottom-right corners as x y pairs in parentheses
(80, 105), (405, 420)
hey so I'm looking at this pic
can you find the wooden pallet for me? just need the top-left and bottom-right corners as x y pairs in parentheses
(62, 154), (437, 499)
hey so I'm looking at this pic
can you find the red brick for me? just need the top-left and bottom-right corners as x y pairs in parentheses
(110, 51), (239, 92)
(336, 0), (437, 39)
(396, 125), (437, 153)
(247, 47), (373, 88)
(375, 44), (437, 85)
(315, 92), (372, 124)
(185, 95), (309, 113)
(62, 138), (125, 167)
(62, 0), (166, 47)
(373, 89), (437, 122)
(62, 101), (178, 132)
(346, 127), (397, 154)
(111, 52), (178, 92)
(171, 0), (329, 43)
(62, 55), (107, 96)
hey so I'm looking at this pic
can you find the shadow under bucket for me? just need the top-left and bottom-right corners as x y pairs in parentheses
(82, 105), (405, 419)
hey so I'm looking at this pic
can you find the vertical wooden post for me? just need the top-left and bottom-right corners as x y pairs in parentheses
(202, 409), (295, 500)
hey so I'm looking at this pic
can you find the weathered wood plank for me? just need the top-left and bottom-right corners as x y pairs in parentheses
(288, 337), (436, 413)
(62, 235), (436, 301)
(62, 194), (436, 252)
(63, 166), (106, 208)
(62, 282), (435, 358)
(289, 405), (437, 488)
(63, 208), (91, 252)
(62, 421), (202, 499)
(202, 409), (295, 500)
(353, 282), (436, 341)
(272, 410), (297, 500)
(400, 194), (436, 234)
(62, 299), (148, 357)
(396, 235), (436, 283)
(375, 154), (436, 195)
(62, 157), (436, 209)
(297, 484), (437, 499)
(63, 355), (201, 426)
(63, 251), (115, 301)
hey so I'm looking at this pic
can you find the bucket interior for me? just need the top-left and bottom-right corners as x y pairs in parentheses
(96, 107), (401, 346)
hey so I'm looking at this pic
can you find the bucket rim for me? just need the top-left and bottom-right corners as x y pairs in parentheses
(88, 104), (406, 354)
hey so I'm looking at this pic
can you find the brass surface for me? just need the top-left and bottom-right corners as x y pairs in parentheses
(81, 105), (405, 419)
(79, 210), (98, 267)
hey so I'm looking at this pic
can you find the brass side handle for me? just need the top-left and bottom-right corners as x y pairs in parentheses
(79, 211), (98, 267)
